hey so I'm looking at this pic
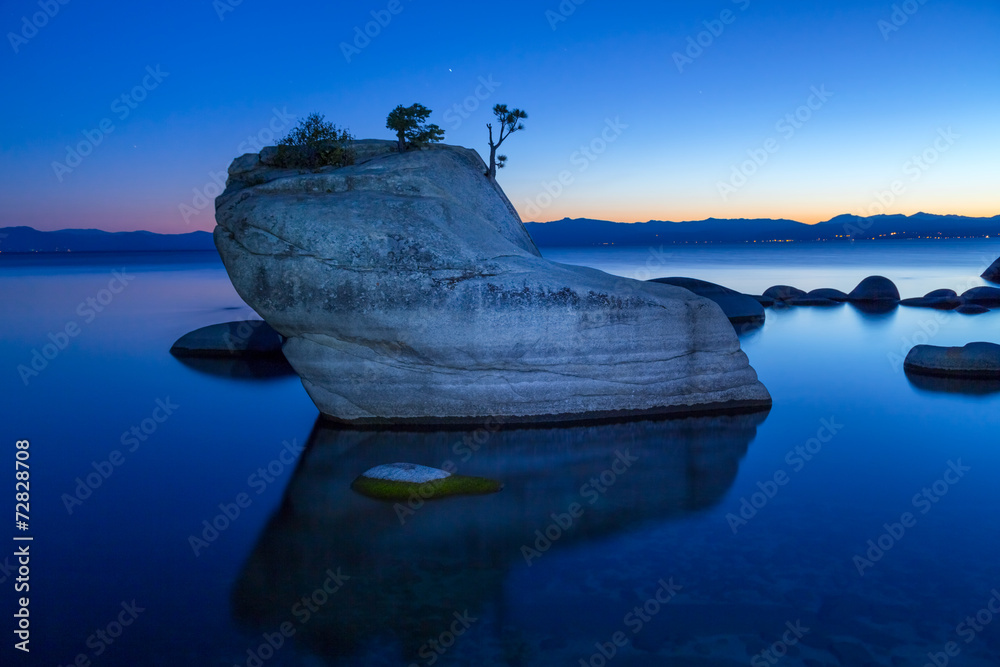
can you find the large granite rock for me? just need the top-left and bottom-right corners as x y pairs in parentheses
(648, 277), (765, 326)
(904, 342), (1000, 378)
(214, 141), (770, 424)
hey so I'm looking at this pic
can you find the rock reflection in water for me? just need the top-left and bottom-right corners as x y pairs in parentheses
(231, 410), (769, 664)
(905, 370), (1000, 395)
(173, 355), (297, 380)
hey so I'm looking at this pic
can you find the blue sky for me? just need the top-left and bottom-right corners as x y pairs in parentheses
(1, 0), (997, 233)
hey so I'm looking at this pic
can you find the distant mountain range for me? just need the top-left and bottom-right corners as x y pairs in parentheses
(1, 213), (997, 253)
(0, 226), (215, 253)
(524, 213), (1000, 247)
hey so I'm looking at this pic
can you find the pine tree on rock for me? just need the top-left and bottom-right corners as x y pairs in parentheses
(386, 104), (445, 152)
(486, 104), (527, 182)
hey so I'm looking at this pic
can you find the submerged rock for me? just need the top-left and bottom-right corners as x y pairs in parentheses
(983, 257), (1000, 284)
(904, 342), (1000, 378)
(848, 276), (900, 303)
(351, 463), (502, 501)
(214, 141), (770, 424)
(648, 277), (765, 325)
(961, 286), (1000, 308)
(358, 462), (450, 484)
(900, 295), (962, 310)
(169, 320), (283, 358)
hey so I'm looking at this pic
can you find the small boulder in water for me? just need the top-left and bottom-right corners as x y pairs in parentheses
(900, 296), (962, 310)
(648, 277), (765, 325)
(900, 288), (962, 310)
(848, 276), (900, 303)
(807, 288), (849, 302)
(983, 257), (1000, 284)
(904, 342), (1000, 379)
(763, 285), (806, 302)
(170, 320), (283, 358)
(961, 286), (1000, 308)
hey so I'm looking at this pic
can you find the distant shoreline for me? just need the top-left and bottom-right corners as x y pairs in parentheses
(0, 249), (220, 255)
(4, 238), (1000, 256)
(3, 212), (998, 252)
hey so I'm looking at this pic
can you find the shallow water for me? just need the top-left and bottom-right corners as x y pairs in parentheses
(2, 242), (999, 666)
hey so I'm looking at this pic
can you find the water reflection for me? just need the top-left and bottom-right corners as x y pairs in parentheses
(848, 301), (899, 317)
(905, 370), (1000, 395)
(173, 355), (297, 380)
(231, 410), (769, 664)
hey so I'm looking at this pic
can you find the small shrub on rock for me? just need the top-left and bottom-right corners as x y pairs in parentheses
(274, 112), (355, 169)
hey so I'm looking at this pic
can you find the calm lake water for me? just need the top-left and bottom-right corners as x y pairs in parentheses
(2, 240), (1000, 666)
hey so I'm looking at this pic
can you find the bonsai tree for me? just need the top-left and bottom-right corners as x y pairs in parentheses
(386, 103), (445, 152)
(486, 104), (527, 182)
(275, 113), (354, 169)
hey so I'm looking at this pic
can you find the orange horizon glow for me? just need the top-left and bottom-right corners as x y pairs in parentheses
(519, 204), (1000, 225)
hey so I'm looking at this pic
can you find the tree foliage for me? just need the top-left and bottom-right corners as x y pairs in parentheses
(274, 113), (354, 169)
(486, 104), (527, 181)
(386, 103), (445, 152)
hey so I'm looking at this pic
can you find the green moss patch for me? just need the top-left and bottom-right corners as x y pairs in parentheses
(351, 474), (502, 502)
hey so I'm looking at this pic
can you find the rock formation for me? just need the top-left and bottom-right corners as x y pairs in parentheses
(900, 289), (962, 310)
(961, 286), (1000, 308)
(763, 285), (806, 302)
(904, 342), (1000, 378)
(648, 277), (765, 326)
(983, 256), (1000, 283)
(169, 320), (283, 358)
(806, 288), (849, 302)
(214, 141), (770, 424)
(848, 275), (900, 303)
